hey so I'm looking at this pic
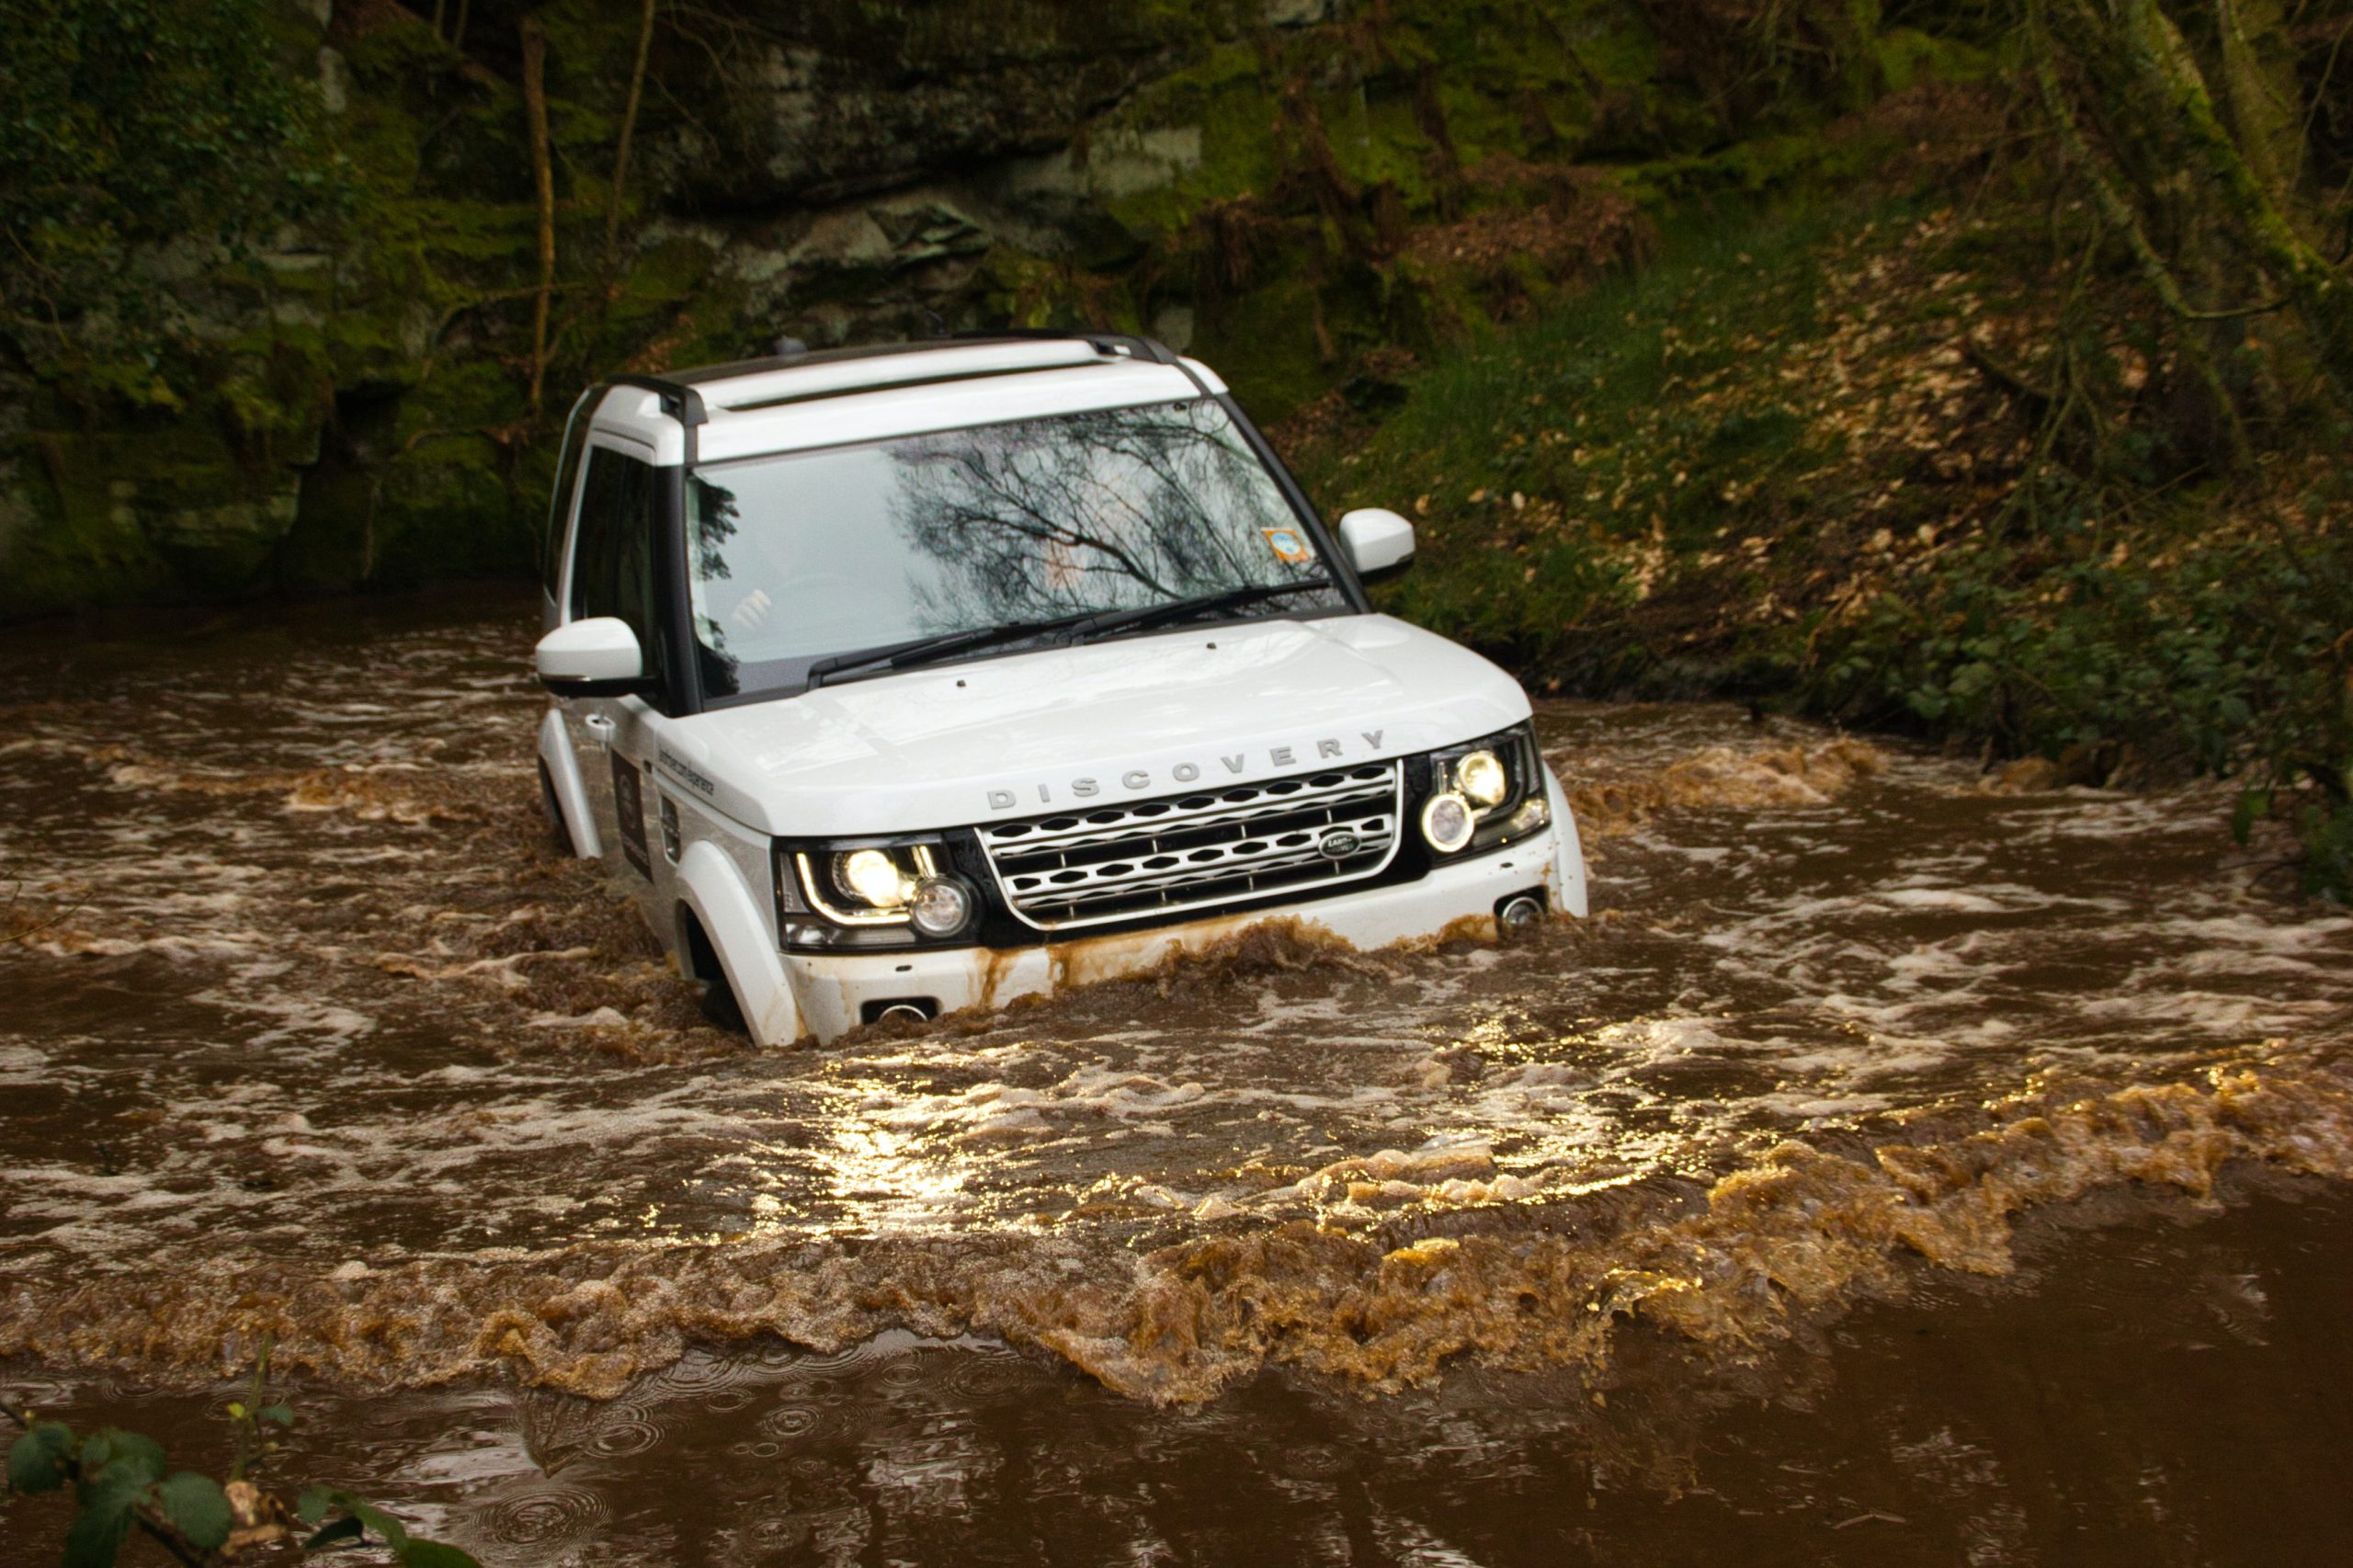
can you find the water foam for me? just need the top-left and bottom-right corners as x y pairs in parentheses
(5, 1064), (2346, 1403)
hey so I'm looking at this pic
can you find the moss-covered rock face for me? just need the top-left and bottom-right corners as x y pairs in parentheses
(655, 2), (1206, 209)
(0, 0), (1913, 620)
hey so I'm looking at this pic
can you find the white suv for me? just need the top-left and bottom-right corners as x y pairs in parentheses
(532, 334), (1585, 1045)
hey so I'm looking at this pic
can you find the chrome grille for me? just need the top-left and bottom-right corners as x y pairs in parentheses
(978, 762), (1403, 931)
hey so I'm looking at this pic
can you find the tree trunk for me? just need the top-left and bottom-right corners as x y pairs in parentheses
(2118, 0), (2353, 403)
(520, 15), (556, 415)
(606, 0), (658, 266)
(2212, 0), (2307, 219)
(2031, 0), (2253, 469)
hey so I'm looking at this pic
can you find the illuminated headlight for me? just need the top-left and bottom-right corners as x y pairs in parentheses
(837, 848), (915, 908)
(1455, 749), (1507, 808)
(1420, 722), (1548, 858)
(1420, 791), (1476, 853)
(909, 876), (975, 937)
(791, 844), (948, 927)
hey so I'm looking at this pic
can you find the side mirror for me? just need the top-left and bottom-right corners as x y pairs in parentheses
(1337, 507), (1415, 582)
(536, 617), (647, 698)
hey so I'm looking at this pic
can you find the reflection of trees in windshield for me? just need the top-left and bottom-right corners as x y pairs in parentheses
(888, 402), (1312, 629)
(689, 478), (744, 693)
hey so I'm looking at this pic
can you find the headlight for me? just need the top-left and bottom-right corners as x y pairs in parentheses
(790, 843), (949, 927)
(1420, 791), (1476, 853)
(1421, 723), (1549, 858)
(777, 837), (983, 949)
(836, 848), (915, 908)
(909, 876), (975, 937)
(1455, 749), (1507, 808)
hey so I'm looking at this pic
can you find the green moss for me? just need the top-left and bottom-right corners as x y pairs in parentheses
(4, 0), (1968, 619)
(1100, 44), (1279, 236)
(2, 423), (307, 615)
(1293, 205), (1850, 668)
(609, 238), (718, 325)
(1198, 268), (1335, 421)
(1874, 27), (1998, 92)
(1614, 127), (1891, 210)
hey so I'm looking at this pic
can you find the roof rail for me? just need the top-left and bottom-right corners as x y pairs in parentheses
(949, 328), (1180, 365)
(666, 342), (955, 385)
(602, 333), (1199, 456)
(665, 332), (1179, 387)
(606, 373), (709, 462)
(607, 373), (707, 426)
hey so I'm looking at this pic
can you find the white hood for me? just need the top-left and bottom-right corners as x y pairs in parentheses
(655, 614), (1530, 837)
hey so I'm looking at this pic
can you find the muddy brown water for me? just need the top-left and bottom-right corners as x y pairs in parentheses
(3, 585), (2349, 1563)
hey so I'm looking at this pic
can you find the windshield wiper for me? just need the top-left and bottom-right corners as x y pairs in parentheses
(804, 610), (1100, 689)
(1065, 579), (1335, 644)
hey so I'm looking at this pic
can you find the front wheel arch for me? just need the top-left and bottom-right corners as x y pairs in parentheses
(671, 838), (804, 1048)
(677, 904), (747, 1032)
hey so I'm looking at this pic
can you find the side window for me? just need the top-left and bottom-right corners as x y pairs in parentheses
(568, 446), (666, 696)
(542, 391), (597, 597)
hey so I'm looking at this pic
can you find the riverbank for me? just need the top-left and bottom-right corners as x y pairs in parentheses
(1288, 194), (2353, 898)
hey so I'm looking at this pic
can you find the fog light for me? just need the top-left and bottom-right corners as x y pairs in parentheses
(1497, 893), (1545, 937)
(1420, 791), (1475, 854)
(1456, 749), (1508, 808)
(908, 876), (974, 937)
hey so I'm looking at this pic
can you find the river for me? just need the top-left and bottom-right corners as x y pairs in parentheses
(4, 586), (2349, 1563)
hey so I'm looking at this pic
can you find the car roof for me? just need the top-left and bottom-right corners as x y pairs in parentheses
(579, 334), (1232, 466)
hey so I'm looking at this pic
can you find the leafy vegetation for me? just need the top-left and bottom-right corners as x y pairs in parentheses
(1295, 73), (2353, 897)
(0, 0), (329, 368)
(0, 0), (1949, 617)
(4, 1344), (478, 1567)
(0, 0), (2346, 890)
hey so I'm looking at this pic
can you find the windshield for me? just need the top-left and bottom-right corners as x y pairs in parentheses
(685, 398), (1347, 699)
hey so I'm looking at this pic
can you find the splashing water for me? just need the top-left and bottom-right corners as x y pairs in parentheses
(3, 587), (2348, 1558)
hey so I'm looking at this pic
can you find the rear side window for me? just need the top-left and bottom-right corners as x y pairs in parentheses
(568, 446), (666, 696)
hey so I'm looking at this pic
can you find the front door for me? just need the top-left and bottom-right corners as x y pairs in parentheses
(562, 437), (666, 893)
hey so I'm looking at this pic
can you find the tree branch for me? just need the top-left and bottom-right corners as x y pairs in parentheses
(519, 14), (558, 416)
(607, 0), (659, 266)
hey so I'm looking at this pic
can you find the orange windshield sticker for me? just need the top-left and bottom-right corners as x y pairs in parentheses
(1262, 527), (1313, 563)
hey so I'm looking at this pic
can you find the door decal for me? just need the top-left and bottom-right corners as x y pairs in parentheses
(611, 752), (653, 878)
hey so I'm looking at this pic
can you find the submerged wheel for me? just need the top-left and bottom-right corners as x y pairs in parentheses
(680, 907), (749, 1034)
(699, 972), (747, 1032)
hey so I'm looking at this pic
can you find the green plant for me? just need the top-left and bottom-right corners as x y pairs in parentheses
(4, 1341), (479, 1568)
(1298, 178), (2353, 900)
(0, 0), (329, 342)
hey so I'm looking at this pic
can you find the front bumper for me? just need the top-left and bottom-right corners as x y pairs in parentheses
(780, 807), (1580, 1043)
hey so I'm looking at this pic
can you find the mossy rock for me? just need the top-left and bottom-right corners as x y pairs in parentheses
(3, 427), (301, 614)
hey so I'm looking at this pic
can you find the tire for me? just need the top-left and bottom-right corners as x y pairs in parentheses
(699, 972), (748, 1032)
(680, 907), (749, 1034)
